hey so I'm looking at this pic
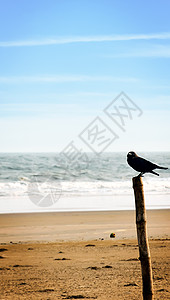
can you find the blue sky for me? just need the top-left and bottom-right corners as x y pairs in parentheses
(0, 0), (170, 152)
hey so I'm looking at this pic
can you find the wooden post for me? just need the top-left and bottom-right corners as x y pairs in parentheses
(132, 176), (154, 300)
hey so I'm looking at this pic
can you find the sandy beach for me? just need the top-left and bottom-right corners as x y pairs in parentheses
(0, 210), (169, 299)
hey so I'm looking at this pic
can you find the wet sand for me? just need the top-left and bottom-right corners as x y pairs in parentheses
(0, 209), (169, 243)
(0, 210), (169, 299)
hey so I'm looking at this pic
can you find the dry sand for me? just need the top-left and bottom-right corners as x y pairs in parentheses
(0, 210), (169, 299)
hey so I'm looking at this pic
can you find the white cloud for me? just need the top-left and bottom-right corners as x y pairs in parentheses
(132, 45), (170, 57)
(104, 44), (170, 58)
(0, 75), (138, 84)
(1, 33), (170, 47)
(0, 103), (79, 114)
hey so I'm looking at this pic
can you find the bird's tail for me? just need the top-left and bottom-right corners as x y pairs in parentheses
(156, 165), (168, 170)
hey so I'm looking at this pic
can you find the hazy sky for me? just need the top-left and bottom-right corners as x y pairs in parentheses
(0, 0), (170, 152)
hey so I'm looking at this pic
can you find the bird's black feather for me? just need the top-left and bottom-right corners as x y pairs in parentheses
(127, 151), (168, 176)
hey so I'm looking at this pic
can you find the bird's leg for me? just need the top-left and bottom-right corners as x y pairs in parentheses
(138, 172), (144, 177)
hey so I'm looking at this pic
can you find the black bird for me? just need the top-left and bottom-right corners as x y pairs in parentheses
(127, 151), (168, 176)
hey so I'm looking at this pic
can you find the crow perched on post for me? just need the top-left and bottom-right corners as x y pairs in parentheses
(127, 151), (168, 176)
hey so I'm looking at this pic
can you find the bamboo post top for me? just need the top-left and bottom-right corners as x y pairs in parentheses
(132, 176), (146, 223)
(133, 175), (143, 188)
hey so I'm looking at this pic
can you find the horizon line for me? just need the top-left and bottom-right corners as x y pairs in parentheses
(0, 150), (169, 153)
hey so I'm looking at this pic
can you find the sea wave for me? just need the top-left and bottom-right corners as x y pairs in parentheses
(0, 178), (170, 198)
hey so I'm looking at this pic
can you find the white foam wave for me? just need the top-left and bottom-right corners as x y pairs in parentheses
(0, 178), (170, 198)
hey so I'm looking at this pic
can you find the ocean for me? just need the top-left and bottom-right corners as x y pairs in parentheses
(0, 152), (170, 213)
